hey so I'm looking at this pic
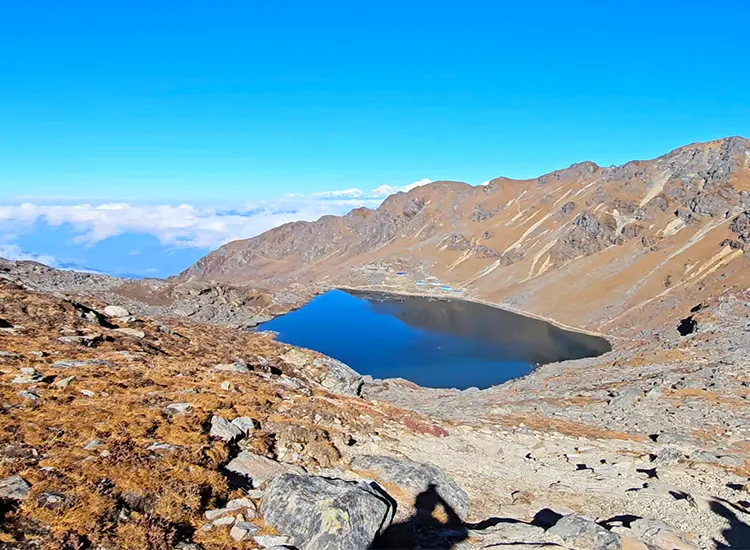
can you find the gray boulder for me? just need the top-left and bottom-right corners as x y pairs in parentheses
(0, 475), (31, 500)
(280, 350), (363, 396)
(262, 473), (395, 550)
(547, 514), (622, 550)
(350, 454), (469, 520)
(210, 415), (244, 442)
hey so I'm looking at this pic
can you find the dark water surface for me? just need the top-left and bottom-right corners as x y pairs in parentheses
(259, 289), (611, 390)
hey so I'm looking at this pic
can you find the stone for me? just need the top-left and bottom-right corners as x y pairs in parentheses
(57, 334), (103, 347)
(231, 417), (257, 435)
(213, 515), (236, 527)
(85, 439), (105, 450)
(19, 390), (40, 401)
(80, 390), (96, 397)
(262, 473), (395, 550)
(230, 521), (261, 541)
(104, 305), (130, 318)
(547, 514), (622, 550)
(53, 359), (114, 369)
(0, 351), (20, 359)
(210, 415), (244, 442)
(225, 451), (304, 488)
(220, 381), (234, 391)
(253, 534), (292, 548)
(163, 402), (193, 415)
(350, 454), (470, 520)
(12, 367), (45, 384)
(213, 362), (251, 374)
(147, 442), (180, 453)
(54, 376), (76, 388)
(0, 475), (31, 500)
(114, 328), (145, 338)
(205, 498), (257, 520)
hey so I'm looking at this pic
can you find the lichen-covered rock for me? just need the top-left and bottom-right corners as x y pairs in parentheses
(262, 473), (395, 550)
(350, 454), (469, 520)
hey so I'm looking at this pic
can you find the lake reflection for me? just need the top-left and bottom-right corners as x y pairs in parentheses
(258, 289), (610, 390)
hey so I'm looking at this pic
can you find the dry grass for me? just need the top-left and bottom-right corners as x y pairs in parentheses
(0, 279), (407, 548)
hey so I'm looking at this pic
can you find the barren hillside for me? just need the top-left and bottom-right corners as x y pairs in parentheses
(182, 137), (750, 335)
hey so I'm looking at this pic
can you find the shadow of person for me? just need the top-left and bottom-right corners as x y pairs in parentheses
(709, 499), (750, 549)
(371, 484), (469, 549)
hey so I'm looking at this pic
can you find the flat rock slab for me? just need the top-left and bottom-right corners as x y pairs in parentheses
(350, 454), (470, 520)
(225, 452), (304, 488)
(262, 473), (395, 550)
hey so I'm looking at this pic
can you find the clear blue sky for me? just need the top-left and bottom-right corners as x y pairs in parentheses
(1, 0), (749, 202)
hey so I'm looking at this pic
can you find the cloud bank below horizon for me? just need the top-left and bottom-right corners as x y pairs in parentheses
(0, 179), (435, 277)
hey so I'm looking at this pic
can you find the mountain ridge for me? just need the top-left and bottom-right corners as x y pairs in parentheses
(180, 136), (750, 335)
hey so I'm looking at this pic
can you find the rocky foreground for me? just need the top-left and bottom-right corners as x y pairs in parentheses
(1, 265), (749, 549)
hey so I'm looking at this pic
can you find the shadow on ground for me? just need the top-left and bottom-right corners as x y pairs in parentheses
(371, 484), (544, 549)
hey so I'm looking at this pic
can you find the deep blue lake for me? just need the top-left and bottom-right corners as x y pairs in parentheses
(259, 289), (611, 390)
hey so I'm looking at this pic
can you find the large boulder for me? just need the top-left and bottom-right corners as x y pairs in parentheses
(261, 473), (395, 550)
(350, 454), (469, 520)
(281, 349), (363, 396)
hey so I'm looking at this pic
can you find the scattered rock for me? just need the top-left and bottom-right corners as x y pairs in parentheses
(104, 305), (130, 318)
(57, 334), (104, 347)
(210, 415), (244, 442)
(213, 362), (251, 374)
(231, 417), (257, 435)
(254, 534), (292, 548)
(80, 389), (96, 398)
(262, 473), (395, 550)
(84, 439), (105, 450)
(163, 402), (193, 415)
(350, 454), (469, 520)
(230, 521), (261, 541)
(0, 475), (31, 500)
(53, 376), (76, 388)
(12, 367), (45, 384)
(53, 359), (115, 369)
(225, 452), (304, 488)
(0, 350), (20, 359)
(19, 390), (40, 401)
(147, 442), (180, 453)
(114, 327), (145, 338)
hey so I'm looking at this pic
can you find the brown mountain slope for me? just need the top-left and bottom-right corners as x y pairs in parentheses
(181, 137), (750, 335)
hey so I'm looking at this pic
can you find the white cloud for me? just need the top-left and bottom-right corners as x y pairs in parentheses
(312, 188), (365, 199)
(0, 180), (435, 257)
(0, 244), (59, 267)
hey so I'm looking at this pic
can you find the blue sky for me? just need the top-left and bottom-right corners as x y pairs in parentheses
(1, 0), (749, 276)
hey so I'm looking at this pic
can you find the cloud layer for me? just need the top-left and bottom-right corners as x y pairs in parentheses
(0, 180), (435, 274)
